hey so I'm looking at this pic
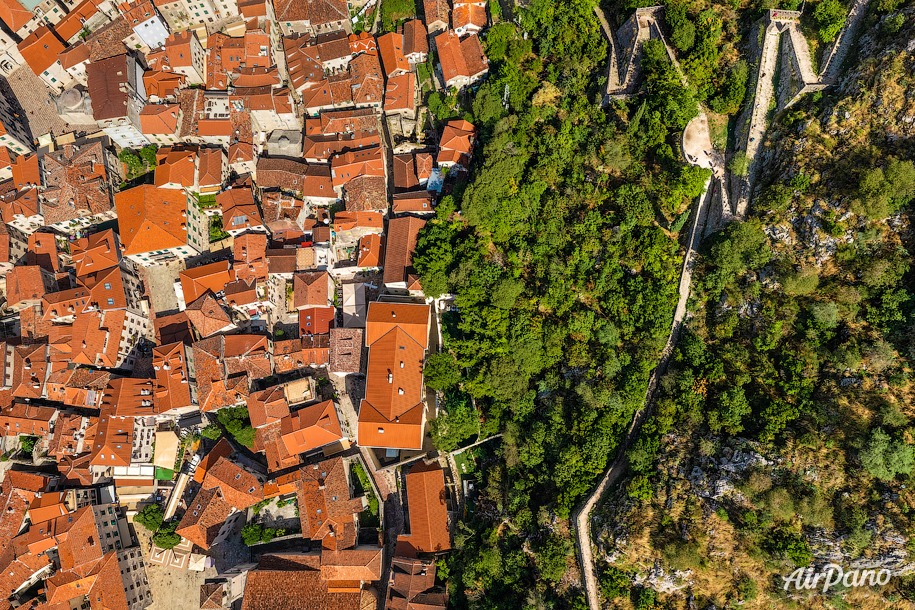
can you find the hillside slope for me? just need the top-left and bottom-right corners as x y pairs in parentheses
(594, 5), (915, 609)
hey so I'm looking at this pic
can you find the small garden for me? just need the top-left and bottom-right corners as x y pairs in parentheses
(241, 522), (286, 546)
(209, 215), (229, 242)
(119, 146), (157, 183)
(214, 406), (256, 449)
(19, 435), (39, 455)
(378, 0), (414, 33)
(351, 461), (380, 528)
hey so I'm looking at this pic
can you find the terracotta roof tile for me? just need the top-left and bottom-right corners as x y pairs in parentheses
(246, 386), (290, 428)
(155, 146), (198, 188)
(180, 260), (235, 304)
(422, 0), (449, 28)
(320, 546), (382, 583)
(0, 0), (32, 32)
(201, 456), (264, 510)
(295, 457), (364, 548)
(392, 190), (433, 214)
(386, 557), (446, 609)
(18, 26), (65, 76)
(114, 185), (190, 256)
(364, 302), (430, 348)
(154, 342), (193, 412)
(343, 175), (387, 212)
(329, 328), (363, 373)
(434, 31), (488, 88)
(356, 233), (384, 268)
(396, 462), (451, 556)
(377, 32), (409, 78)
(233, 233), (269, 283)
(383, 216), (426, 287)
(402, 20), (428, 58)
(140, 104), (181, 136)
(298, 306), (335, 336)
(69, 229), (120, 277)
(241, 556), (364, 610)
(452, 1), (488, 32)
(185, 292), (233, 338)
(176, 487), (234, 550)
(293, 271), (331, 308)
(279, 400), (343, 456)
(384, 72), (416, 114)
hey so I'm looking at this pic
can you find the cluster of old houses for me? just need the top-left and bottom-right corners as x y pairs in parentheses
(0, 0), (488, 605)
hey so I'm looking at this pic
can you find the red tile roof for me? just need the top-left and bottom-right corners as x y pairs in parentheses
(180, 260), (235, 304)
(383, 216), (426, 287)
(295, 457), (364, 548)
(402, 19), (428, 57)
(241, 555), (365, 610)
(246, 386), (290, 429)
(18, 26), (65, 75)
(384, 72), (416, 114)
(396, 461), (451, 556)
(114, 185), (189, 256)
(0, 0), (32, 32)
(176, 486), (234, 550)
(377, 32), (409, 77)
(155, 145), (198, 187)
(279, 400), (343, 456)
(434, 31), (488, 87)
(154, 342), (193, 412)
(201, 456), (264, 510)
(299, 306), (335, 336)
(140, 104), (181, 135)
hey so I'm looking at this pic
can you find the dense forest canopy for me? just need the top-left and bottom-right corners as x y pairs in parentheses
(415, 0), (915, 605)
(414, 0), (720, 605)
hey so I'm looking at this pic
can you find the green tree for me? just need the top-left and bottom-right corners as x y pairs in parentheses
(813, 0), (847, 43)
(139, 145), (158, 169)
(430, 391), (479, 451)
(424, 352), (462, 391)
(729, 152), (750, 177)
(152, 521), (181, 549)
(708, 386), (752, 434)
(134, 504), (165, 532)
(860, 428), (915, 480)
(118, 149), (143, 179)
(200, 424), (222, 440)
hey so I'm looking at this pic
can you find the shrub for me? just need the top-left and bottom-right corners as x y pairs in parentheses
(200, 424), (222, 440)
(424, 352), (462, 391)
(18, 435), (38, 454)
(766, 528), (812, 566)
(600, 566), (630, 600)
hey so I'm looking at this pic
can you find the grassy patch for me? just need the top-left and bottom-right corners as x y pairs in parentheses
(378, 0), (415, 33)
(192, 192), (218, 209)
(453, 449), (478, 478)
(707, 111), (729, 151)
(154, 467), (174, 481)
